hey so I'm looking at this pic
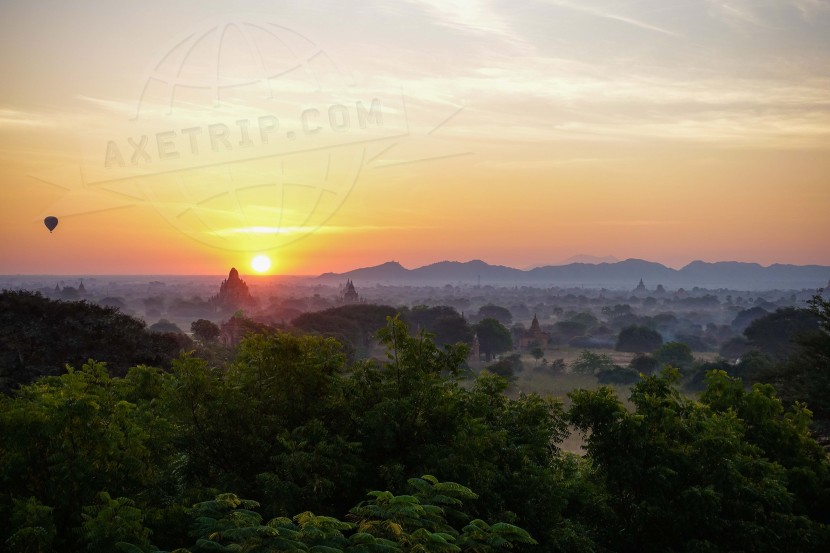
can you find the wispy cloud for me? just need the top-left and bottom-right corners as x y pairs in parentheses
(705, 0), (773, 29)
(0, 108), (53, 128)
(545, 0), (682, 36)
(209, 224), (423, 237)
(790, 0), (830, 20)
(404, 0), (534, 51)
(705, 0), (830, 28)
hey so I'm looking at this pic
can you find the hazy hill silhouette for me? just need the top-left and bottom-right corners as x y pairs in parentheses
(318, 258), (830, 290)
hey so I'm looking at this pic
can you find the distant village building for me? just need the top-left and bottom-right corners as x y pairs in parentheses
(633, 278), (648, 295)
(520, 314), (549, 349)
(211, 268), (255, 311)
(655, 284), (666, 296)
(342, 279), (361, 304)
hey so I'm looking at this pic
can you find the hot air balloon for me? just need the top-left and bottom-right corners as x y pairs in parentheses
(44, 216), (58, 233)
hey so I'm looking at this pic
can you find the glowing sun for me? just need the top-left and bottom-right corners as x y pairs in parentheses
(251, 255), (271, 273)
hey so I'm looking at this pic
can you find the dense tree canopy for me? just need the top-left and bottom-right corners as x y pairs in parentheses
(1, 296), (829, 553)
(291, 304), (397, 356)
(652, 341), (694, 371)
(0, 290), (185, 392)
(757, 295), (830, 444)
(570, 369), (830, 552)
(400, 305), (474, 347)
(744, 306), (821, 359)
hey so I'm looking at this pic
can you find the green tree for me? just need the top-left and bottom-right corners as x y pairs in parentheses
(5, 497), (56, 553)
(701, 371), (830, 524)
(731, 349), (773, 383)
(292, 304), (397, 356)
(401, 305), (474, 347)
(78, 492), (152, 553)
(652, 341), (694, 371)
(569, 369), (829, 552)
(485, 355), (520, 379)
(477, 305), (512, 326)
(175, 477), (536, 553)
(628, 353), (659, 375)
(190, 319), (220, 343)
(163, 332), (357, 516)
(731, 306), (768, 332)
(344, 318), (571, 550)
(615, 325), (663, 352)
(530, 346), (544, 366)
(0, 361), (174, 552)
(547, 358), (566, 375)
(571, 350), (614, 375)
(473, 318), (512, 361)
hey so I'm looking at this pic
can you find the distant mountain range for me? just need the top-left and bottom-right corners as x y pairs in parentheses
(318, 259), (830, 290)
(524, 255), (619, 269)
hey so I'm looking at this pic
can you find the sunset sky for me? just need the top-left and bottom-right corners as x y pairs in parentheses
(1, 0), (829, 275)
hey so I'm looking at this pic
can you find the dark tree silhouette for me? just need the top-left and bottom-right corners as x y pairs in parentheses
(473, 317), (513, 361)
(0, 290), (185, 392)
(744, 307), (820, 359)
(615, 324), (663, 353)
(191, 319), (221, 343)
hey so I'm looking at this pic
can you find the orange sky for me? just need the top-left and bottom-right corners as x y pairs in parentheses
(2, 1), (829, 275)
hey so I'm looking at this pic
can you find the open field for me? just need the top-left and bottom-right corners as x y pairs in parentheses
(484, 347), (720, 453)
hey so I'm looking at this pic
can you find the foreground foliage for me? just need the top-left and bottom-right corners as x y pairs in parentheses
(570, 369), (830, 552)
(1, 309), (829, 552)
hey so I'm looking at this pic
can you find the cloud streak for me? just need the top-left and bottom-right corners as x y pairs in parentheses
(545, 0), (682, 36)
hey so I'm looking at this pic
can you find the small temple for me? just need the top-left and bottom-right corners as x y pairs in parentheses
(633, 278), (647, 294)
(520, 314), (549, 349)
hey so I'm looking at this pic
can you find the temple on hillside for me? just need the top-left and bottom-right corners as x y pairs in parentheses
(633, 278), (647, 294)
(520, 314), (549, 349)
(211, 268), (255, 311)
